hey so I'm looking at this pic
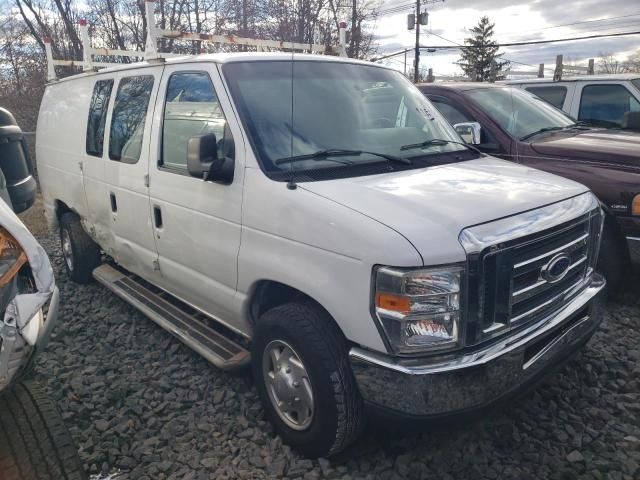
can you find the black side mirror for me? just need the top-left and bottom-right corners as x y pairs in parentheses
(186, 133), (234, 184)
(622, 111), (640, 131)
(207, 156), (234, 185)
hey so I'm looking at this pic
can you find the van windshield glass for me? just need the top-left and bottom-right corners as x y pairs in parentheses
(465, 87), (575, 140)
(222, 61), (467, 175)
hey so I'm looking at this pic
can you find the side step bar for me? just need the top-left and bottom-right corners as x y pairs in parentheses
(93, 264), (250, 370)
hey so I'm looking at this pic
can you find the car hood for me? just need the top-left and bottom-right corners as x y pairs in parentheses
(299, 157), (590, 265)
(530, 129), (640, 169)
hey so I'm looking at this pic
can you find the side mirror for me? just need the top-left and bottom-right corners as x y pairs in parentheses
(187, 133), (217, 178)
(622, 111), (640, 131)
(186, 133), (234, 184)
(453, 122), (482, 145)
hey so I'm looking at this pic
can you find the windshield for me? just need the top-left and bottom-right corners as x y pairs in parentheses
(465, 87), (575, 140)
(222, 61), (468, 176)
(633, 79), (640, 94)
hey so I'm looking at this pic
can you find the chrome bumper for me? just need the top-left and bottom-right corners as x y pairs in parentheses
(349, 274), (605, 417)
(628, 237), (640, 265)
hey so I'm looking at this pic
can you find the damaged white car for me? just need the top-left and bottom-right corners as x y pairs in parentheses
(0, 197), (58, 389)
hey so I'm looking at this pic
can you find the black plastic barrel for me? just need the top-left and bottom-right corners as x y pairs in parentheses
(0, 108), (37, 213)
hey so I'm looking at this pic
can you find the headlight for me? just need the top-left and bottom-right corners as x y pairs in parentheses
(0, 227), (27, 288)
(373, 265), (463, 354)
(633, 194), (640, 216)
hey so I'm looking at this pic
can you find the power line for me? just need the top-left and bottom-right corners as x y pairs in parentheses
(414, 29), (640, 49)
(516, 12), (640, 33)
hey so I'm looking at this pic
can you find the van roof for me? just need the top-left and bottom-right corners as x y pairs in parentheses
(48, 52), (389, 84)
(503, 73), (640, 84)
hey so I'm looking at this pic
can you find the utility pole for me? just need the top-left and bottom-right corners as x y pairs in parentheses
(414, 0), (420, 83)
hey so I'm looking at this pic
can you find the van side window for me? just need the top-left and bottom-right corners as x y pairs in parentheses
(525, 86), (567, 110)
(109, 75), (154, 163)
(162, 72), (234, 171)
(86, 79), (113, 157)
(579, 84), (640, 128)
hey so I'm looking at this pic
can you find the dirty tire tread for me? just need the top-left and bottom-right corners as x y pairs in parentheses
(17, 381), (86, 480)
(0, 396), (31, 480)
(59, 212), (100, 284)
(253, 301), (364, 457)
(1, 392), (44, 480)
(0, 380), (86, 480)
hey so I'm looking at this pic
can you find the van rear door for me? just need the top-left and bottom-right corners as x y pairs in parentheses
(96, 67), (163, 282)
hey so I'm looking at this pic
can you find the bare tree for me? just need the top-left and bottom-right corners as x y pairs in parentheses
(597, 52), (630, 74)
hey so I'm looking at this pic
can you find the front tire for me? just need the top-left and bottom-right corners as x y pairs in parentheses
(597, 219), (629, 294)
(59, 213), (101, 284)
(252, 301), (364, 457)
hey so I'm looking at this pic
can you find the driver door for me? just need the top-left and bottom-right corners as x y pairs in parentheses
(146, 63), (247, 332)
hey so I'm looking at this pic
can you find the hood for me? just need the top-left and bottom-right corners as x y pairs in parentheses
(530, 129), (640, 169)
(299, 157), (590, 265)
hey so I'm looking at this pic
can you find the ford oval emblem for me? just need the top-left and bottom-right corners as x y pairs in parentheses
(541, 253), (572, 283)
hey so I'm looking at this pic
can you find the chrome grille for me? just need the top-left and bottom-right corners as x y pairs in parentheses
(476, 210), (602, 342)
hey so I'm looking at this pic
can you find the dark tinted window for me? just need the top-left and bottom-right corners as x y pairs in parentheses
(579, 84), (640, 128)
(429, 97), (472, 124)
(109, 75), (154, 162)
(525, 86), (567, 109)
(162, 72), (233, 170)
(86, 79), (113, 157)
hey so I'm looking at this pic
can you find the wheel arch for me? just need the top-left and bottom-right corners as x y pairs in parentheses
(246, 280), (339, 332)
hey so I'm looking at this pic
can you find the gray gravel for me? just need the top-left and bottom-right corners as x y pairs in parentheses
(31, 233), (640, 480)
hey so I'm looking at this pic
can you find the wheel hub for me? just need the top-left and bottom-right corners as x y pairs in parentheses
(263, 340), (314, 431)
(61, 230), (74, 272)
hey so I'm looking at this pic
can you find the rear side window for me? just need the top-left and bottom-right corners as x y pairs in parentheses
(86, 79), (113, 157)
(162, 72), (234, 171)
(579, 84), (640, 128)
(525, 86), (567, 110)
(109, 75), (154, 163)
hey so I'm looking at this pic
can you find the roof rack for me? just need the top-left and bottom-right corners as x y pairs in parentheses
(44, 0), (348, 81)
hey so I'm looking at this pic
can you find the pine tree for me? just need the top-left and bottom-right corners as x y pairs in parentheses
(457, 16), (509, 81)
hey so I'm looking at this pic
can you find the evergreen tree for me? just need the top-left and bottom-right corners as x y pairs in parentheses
(457, 16), (509, 81)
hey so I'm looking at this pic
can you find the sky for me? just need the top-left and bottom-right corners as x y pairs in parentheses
(370, 0), (640, 77)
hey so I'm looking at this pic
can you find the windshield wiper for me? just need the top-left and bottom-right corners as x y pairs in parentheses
(274, 149), (412, 166)
(520, 126), (565, 140)
(400, 138), (483, 154)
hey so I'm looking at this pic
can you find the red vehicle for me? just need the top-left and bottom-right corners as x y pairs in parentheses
(418, 83), (640, 289)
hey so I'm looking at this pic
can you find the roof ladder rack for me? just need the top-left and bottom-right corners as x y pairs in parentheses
(45, 0), (348, 81)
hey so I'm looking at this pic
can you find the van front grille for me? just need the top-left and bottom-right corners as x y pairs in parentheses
(471, 210), (601, 345)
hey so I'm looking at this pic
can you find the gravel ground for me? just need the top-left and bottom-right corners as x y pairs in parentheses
(29, 232), (640, 480)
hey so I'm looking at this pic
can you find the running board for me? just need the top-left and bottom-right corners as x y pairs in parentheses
(93, 264), (250, 370)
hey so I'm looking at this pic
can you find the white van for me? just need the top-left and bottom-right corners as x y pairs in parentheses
(37, 53), (605, 456)
(506, 74), (640, 130)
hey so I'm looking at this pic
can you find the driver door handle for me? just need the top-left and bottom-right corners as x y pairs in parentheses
(153, 205), (163, 229)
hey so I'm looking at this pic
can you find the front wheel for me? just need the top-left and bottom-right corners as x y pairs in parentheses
(597, 220), (629, 294)
(252, 301), (364, 457)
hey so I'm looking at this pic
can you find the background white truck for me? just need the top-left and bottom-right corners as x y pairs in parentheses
(507, 74), (640, 130)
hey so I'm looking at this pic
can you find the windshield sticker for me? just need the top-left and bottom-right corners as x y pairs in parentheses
(416, 105), (435, 120)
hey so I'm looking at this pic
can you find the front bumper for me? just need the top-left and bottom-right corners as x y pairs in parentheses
(349, 274), (605, 417)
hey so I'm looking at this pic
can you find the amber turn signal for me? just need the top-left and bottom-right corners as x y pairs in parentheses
(375, 292), (411, 313)
(632, 194), (640, 216)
